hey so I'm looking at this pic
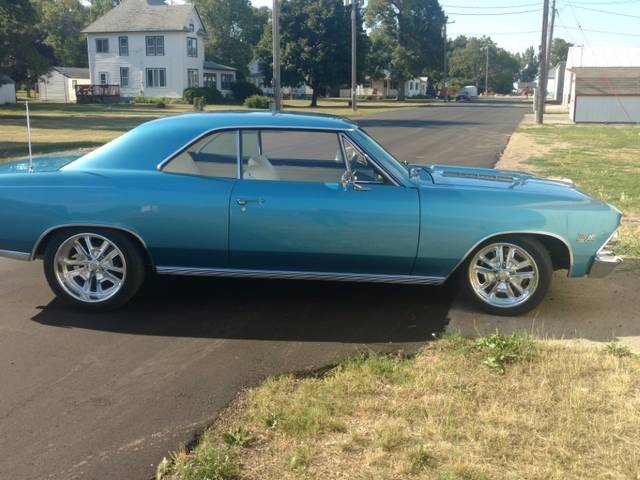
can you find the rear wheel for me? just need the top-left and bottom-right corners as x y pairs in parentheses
(460, 236), (552, 316)
(43, 229), (146, 311)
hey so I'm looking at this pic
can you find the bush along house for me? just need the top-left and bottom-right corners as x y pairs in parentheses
(82, 0), (236, 101)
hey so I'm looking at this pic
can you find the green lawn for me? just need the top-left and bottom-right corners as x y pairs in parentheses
(520, 123), (640, 256)
(159, 335), (639, 480)
(0, 99), (433, 161)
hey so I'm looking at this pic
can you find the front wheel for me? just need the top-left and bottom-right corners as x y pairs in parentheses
(43, 229), (146, 311)
(460, 236), (552, 316)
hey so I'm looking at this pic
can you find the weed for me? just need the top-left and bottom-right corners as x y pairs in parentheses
(605, 340), (632, 358)
(406, 445), (436, 473)
(473, 332), (535, 372)
(171, 444), (239, 480)
(221, 427), (254, 447)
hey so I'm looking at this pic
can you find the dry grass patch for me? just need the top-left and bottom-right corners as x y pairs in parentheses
(161, 335), (640, 480)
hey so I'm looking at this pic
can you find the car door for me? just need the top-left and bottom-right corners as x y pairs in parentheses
(228, 129), (420, 275)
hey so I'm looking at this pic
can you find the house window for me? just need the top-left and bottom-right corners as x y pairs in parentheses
(189, 23), (195, 32)
(187, 37), (197, 57)
(187, 69), (199, 88)
(119, 36), (129, 56)
(96, 38), (109, 53)
(99, 72), (109, 85)
(145, 36), (165, 56)
(221, 73), (233, 90)
(204, 72), (217, 88)
(146, 68), (166, 88)
(120, 67), (129, 87)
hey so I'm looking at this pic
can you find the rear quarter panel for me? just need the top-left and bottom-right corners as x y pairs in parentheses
(0, 170), (235, 268)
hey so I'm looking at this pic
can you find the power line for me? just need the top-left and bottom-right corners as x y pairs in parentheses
(447, 8), (542, 15)
(566, 4), (640, 18)
(558, 25), (640, 37)
(560, 0), (640, 5)
(442, 1), (541, 8)
(449, 30), (541, 35)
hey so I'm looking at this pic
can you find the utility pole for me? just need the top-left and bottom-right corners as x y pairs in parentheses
(545, 0), (556, 72)
(350, 0), (357, 111)
(442, 17), (454, 102)
(484, 45), (490, 95)
(272, 0), (281, 111)
(535, 0), (550, 124)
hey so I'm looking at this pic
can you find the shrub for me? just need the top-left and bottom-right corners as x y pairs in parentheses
(244, 95), (270, 109)
(229, 80), (262, 101)
(132, 96), (185, 105)
(183, 86), (223, 104)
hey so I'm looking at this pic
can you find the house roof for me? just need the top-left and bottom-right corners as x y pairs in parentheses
(82, 0), (203, 35)
(566, 46), (640, 68)
(53, 67), (90, 79)
(203, 61), (237, 72)
(0, 74), (15, 85)
(572, 67), (640, 96)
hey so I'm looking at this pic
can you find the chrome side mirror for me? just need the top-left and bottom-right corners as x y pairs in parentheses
(341, 170), (371, 191)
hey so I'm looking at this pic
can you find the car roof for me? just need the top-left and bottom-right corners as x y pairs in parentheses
(64, 111), (358, 172)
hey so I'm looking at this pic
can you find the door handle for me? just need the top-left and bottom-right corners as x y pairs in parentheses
(236, 198), (264, 206)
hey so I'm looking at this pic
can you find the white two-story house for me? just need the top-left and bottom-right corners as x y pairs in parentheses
(82, 0), (236, 99)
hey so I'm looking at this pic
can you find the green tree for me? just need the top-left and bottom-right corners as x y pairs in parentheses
(550, 38), (573, 66)
(366, 0), (445, 100)
(87, 0), (121, 22)
(448, 37), (519, 94)
(0, 0), (53, 92)
(34, 0), (91, 67)
(517, 46), (538, 83)
(256, 0), (367, 107)
(194, 0), (262, 73)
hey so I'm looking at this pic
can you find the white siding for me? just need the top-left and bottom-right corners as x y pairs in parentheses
(0, 83), (16, 104)
(38, 71), (90, 102)
(574, 96), (640, 123)
(87, 9), (206, 98)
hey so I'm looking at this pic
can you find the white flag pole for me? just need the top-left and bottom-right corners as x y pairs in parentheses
(26, 101), (33, 173)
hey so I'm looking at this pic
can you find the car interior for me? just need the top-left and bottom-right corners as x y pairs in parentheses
(162, 129), (386, 184)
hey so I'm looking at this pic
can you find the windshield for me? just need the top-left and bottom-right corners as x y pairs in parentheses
(348, 128), (410, 183)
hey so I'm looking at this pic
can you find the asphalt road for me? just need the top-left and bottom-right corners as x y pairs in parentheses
(0, 99), (526, 480)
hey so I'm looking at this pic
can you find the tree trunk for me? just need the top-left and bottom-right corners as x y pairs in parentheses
(310, 86), (319, 107)
(397, 83), (405, 101)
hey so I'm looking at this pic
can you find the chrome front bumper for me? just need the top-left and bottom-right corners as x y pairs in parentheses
(588, 250), (623, 278)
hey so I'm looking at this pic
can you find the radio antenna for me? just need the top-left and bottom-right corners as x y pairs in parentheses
(26, 101), (34, 173)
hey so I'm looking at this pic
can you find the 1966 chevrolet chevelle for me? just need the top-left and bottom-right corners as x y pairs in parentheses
(0, 112), (622, 315)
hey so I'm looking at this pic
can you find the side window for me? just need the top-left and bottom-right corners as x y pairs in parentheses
(162, 130), (237, 178)
(342, 136), (387, 184)
(240, 130), (345, 183)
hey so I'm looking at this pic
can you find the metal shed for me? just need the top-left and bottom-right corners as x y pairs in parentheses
(569, 66), (640, 123)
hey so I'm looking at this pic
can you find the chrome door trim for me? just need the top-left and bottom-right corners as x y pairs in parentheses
(445, 230), (574, 279)
(30, 224), (149, 262)
(156, 266), (445, 285)
(0, 249), (31, 261)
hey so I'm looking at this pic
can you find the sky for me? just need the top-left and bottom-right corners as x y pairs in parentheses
(249, 0), (640, 54)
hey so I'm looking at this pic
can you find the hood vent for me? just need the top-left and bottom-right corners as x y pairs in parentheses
(441, 171), (516, 183)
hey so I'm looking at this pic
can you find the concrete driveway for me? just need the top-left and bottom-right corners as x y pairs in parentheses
(0, 100), (527, 480)
(448, 260), (640, 353)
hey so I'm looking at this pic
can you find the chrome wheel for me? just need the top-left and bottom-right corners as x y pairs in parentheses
(54, 233), (127, 303)
(468, 242), (539, 308)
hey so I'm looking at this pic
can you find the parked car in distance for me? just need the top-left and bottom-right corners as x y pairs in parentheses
(0, 112), (622, 315)
(456, 86), (479, 102)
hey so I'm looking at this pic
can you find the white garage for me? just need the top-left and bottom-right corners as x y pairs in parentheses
(569, 67), (640, 123)
(37, 67), (90, 103)
(0, 75), (16, 104)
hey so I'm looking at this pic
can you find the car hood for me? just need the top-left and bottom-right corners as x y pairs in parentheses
(412, 164), (579, 191)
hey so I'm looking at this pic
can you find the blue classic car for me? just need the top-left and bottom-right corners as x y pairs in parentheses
(0, 112), (622, 315)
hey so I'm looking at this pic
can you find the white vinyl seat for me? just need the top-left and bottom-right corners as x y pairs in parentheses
(244, 155), (279, 180)
(162, 152), (202, 175)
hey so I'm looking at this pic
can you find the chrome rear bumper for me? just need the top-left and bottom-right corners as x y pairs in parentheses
(588, 250), (623, 278)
